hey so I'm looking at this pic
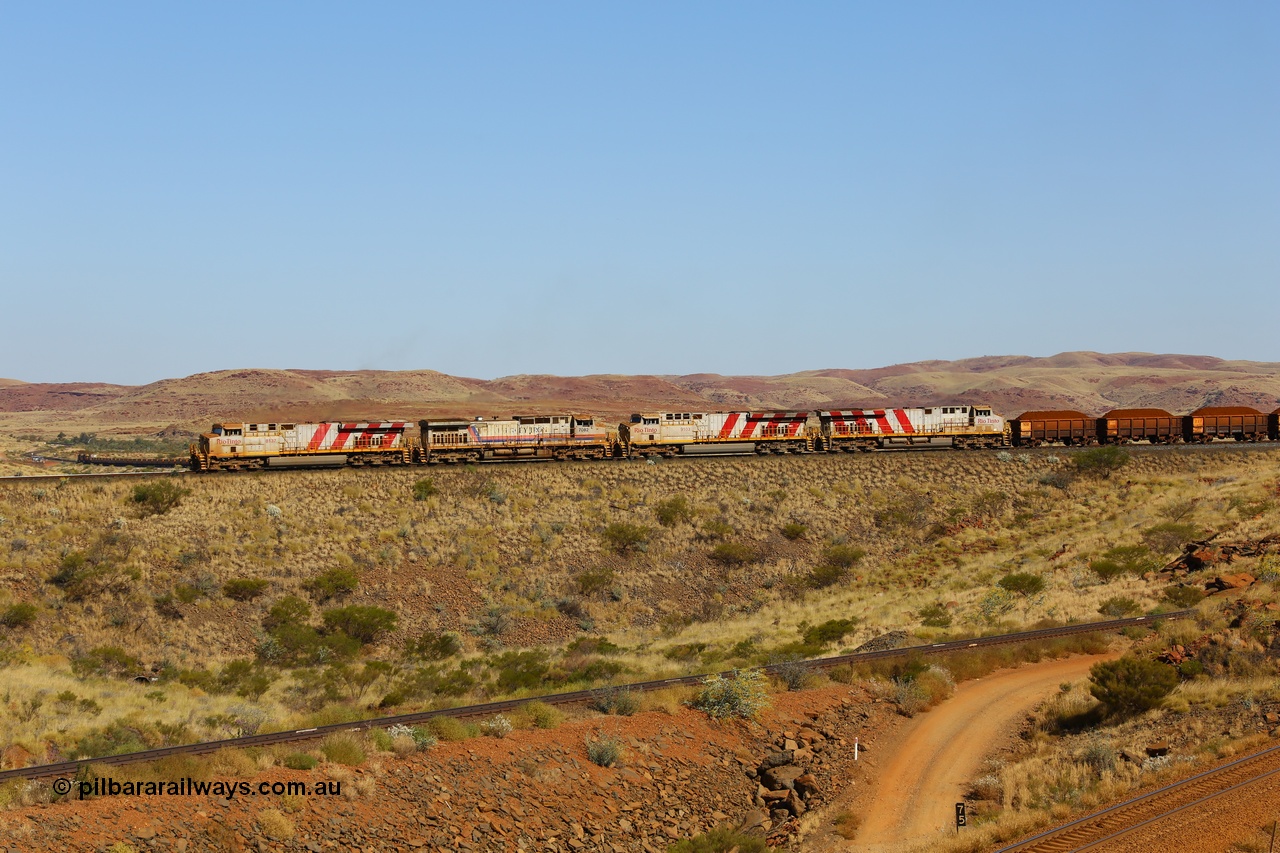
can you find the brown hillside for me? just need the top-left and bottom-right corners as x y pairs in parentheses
(2, 351), (1280, 435)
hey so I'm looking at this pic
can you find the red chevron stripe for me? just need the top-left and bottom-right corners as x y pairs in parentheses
(307, 422), (332, 451)
(718, 412), (741, 439)
(894, 410), (914, 434)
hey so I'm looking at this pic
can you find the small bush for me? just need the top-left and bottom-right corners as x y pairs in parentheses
(1091, 545), (1157, 582)
(822, 544), (866, 569)
(321, 605), (398, 644)
(801, 618), (858, 647)
(601, 522), (649, 554)
(805, 563), (849, 589)
(428, 716), (476, 742)
(0, 602), (38, 629)
(575, 567), (616, 596)
(223, 578), (269, 602)
(520, 701), (562, 729)
(263, 596), (311, 631)
(411, 478), (437, 501)
(667, 825), (768, 853)
(71, 646), (143, 679)
(654, 496), (692, 527)
(1163, 585), (1205, 608)
(405, 630), (462, 660)
(1097, 596), (1141, 618)
(781, 522), (807, 541)
(998, 572), (1045, 598)
(691, 670), (770, 720)
(480, 715), (513, 738)
(130, 480), (190, 516)
(590, 686), (640, 716)
(306, 568), (360, 602)
(771, 658), (811, 691)
(709, 541), (757, 565)
(282, 752), (317, 770)
(256, 808), (296, 841)
(1141, 522), (1200, 555)
(320, 733), (366, 766)
(584, 733), (622, 767)
(1089, 656), (1179, 718)
(918, 602), (952, 628)
(1074, 446), (1130, 478)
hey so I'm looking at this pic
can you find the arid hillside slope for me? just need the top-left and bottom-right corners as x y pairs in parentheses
(2, 351), (1280, 435)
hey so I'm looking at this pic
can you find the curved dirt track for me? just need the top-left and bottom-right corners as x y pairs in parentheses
(850, 653), (1116, 852)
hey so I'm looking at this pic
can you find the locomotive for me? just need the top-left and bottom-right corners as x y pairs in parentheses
(188, 404), (1280, 471)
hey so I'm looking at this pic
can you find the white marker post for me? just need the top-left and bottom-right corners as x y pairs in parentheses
(854, 737), (859, 761)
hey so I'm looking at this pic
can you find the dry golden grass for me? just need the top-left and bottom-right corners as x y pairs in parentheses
(0, 446), (1276, 768)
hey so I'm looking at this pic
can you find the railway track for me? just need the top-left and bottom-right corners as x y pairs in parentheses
(0, 611), (1191, 786)
(996, 741), (1280, 852)
(2, 440), (1277, 482)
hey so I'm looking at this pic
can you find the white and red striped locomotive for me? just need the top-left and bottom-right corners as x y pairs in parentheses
(191, 421), (411, 471)
(817, 405), (1007, 451)
(417, 415), (614, 463)
(620, 411), (813, 456)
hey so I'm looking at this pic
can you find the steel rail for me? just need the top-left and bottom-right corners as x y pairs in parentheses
(0, 611), (1192, 785)
(995, 741), (1280, 852)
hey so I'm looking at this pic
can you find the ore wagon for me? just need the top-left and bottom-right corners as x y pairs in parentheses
(1182, 406), (1269, 443)
(1009, 411), (1096, 447)
(416, 415), (616, 463)
(1271, 409), (1280, 442)
(620, 411), (812, 457)
(1097, 409), (1180, 445)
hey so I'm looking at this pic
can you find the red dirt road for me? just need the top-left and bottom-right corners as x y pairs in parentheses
(849, 654), (1116, 852)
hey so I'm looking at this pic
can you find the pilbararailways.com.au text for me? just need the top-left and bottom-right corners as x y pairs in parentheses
(57, 777), (341, 800)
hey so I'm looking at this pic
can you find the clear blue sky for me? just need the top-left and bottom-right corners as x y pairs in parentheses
(3, 3), (1277, 385)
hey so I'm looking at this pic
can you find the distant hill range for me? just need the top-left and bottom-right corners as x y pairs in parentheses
(2, 352), (1279, 435)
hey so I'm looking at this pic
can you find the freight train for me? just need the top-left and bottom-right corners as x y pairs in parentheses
(188, 405), (1280, 471)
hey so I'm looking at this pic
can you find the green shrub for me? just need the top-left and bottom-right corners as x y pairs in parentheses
(654, 496), (692, 527)
(306, 567), (360, 602)
(575, 567), (616, 596)
(918, 602), (952, 628)
(130, 480), (190, 516)
(223, 578), (269, 602)
(997, 572), (1045, 598)
(1163, 585), (1205, 608)
(405, 631), (462, 660)
(411, 478), (437, 501)
(801, 618), (858, 647)
(781, 522), (807, 541)
(427, 716), (477, 742)
(700, 519), (735, 541)
(1097, 596), (1141, 618)
(71, 646), (143, 678)
(521, 701), (563, 729)
(1090, 545), (1157, 582)
(320, 733), (366, 766)
(1074, 446), (1130, 478)
(1178, 659), (1205, 679)
(805, 563), (849, 589)
(667, 825), (768, 853)
(1141, 522), (1200, 555)
(601, 522), (649, 554)
(822, 544), (866, 569)
(282, 752), (317, 770)
(263, 596), (312, 631)
(490, 650), (551, 691)
(709, 541), (757, 565)
(584, 733), (622, 767)
(321, 605), (398, 644)
(691, 670), (770, 720)
(1089, 656), (1179, 718)
(589, 686), (640, 716)
(0, 602), (38, 629)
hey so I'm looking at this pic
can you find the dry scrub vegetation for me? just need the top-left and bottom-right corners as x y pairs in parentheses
(0, 446), (1278, 778)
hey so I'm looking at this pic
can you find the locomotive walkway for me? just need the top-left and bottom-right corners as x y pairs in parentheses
(0, 611), (1192, 785)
